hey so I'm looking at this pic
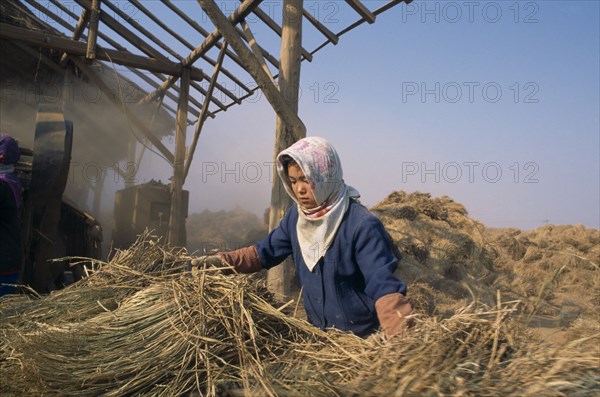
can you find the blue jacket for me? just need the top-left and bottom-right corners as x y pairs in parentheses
(256, 200), (407, 336)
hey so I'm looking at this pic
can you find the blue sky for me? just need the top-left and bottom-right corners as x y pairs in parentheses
(42, 0), (598, 230)
(162, 0), (598, 230)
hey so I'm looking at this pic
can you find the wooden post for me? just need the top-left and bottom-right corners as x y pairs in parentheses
(267, 0), (305, 300)
(86, 0), (100, 60)
(61, 10), (89, 66)
(168, 67), (190, 247)
(244, 3), (313, 62)
(183, 42), (228, 183)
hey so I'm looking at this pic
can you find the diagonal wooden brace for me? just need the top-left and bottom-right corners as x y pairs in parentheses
(197, 0), (306, 137)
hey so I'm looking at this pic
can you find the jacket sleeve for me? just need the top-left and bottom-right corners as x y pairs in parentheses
(255, 208), (295, 269)
(217, 246), (263, 274)
(353, 216), (408, 301)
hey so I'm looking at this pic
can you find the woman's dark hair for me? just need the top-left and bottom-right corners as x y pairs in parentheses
(281, 155), (298, 176)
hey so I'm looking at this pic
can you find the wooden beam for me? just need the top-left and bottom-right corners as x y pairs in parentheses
(61, 9), (89, 66)
(129, 0), (250, 97)
(46, 0), (187, 117)
(0, 23), (203, 80)
(240, 19), (275, 85)
(86, 0), (100, 60)
(234, 24), (280, 70)
(168, 67), (190, 247)
(302, 7), (339, 44)
(131, 70), (203, 121)
(67, 54), (175, 164)
(310, 0), (410, 56)
(134, 0), (276, 71)
(144, 0), (262, 104)
(165, 0), (409, 117)
(73, 0), (159, 59)
(22, 0), (73, 33)
(139, 76), (180, 105)
(248, 4), (314, 62)
(73, 0), (206, 79)
(100, 0), (229, 110)
(184, 42), (228, 182)
(43, 0), (203, 123)
(161, 0), (249, 80)
(267, 0), (305, 300)
(102, 0), (177, 62)
(345, 0), (376, 23)
(197, 0), (306, 138)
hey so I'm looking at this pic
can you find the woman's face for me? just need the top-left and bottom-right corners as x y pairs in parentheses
(287, 164), (318, 209)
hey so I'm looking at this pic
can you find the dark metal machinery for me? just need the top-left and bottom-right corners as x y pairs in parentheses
(18, 105), (102, 293)
(112, 181), (189, 250)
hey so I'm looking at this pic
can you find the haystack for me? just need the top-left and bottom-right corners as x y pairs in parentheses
(486, 223), (599, 347)
(2, 192), (600, 396)
(371, 191), (499, 313)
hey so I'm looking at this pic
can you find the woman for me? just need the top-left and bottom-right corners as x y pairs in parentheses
(0, 134), (22, 297)
(207, 136), (412, 338)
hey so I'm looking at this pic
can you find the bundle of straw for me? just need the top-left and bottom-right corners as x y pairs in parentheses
(1, 234), (598, 396)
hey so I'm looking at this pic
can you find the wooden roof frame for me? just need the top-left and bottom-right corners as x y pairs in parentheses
(1, 0), (413, 145)
(1, 0), (415, 295)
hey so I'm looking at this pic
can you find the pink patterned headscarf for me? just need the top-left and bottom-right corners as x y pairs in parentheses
(277, 137), (348, 212)
(276, 137), (360, 270)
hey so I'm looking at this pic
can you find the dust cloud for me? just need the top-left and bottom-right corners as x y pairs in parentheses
(1, 66), (176, 257)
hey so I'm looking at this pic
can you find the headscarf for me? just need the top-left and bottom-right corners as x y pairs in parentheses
(276, 136), (360, 271)
(0, 134), (22, 207)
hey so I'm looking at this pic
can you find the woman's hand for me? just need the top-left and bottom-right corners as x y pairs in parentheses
(191, 255), (230, 270)
(191, 246), (263, 274)
(375, 293), (414, 338)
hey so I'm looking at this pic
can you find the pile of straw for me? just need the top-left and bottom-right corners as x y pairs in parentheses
(371, 191), (600, 328)
(371, 191), (499, 311)
(1, 233), (599, 396)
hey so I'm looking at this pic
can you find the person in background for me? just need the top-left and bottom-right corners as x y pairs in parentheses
(0, 134), (22, 297)
(200, 136), (412, 338)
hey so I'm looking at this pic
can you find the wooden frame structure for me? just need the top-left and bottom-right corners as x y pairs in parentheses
(1, 0), (414, 298)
